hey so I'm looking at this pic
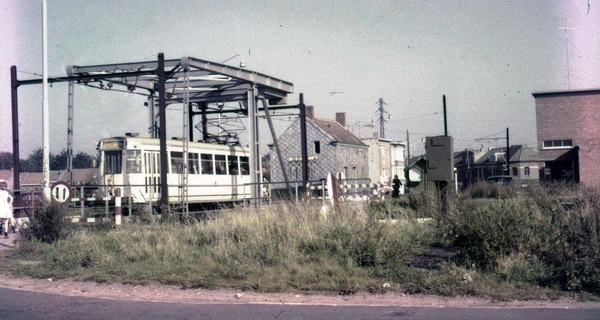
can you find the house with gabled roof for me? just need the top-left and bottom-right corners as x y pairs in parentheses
(269, 106), (369, 187)
(454, 145), (541, 187)
(508, 146), (541, 184)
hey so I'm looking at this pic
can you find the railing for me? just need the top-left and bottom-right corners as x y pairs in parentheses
(10, 176), (387, 225)
(265, 176), (386, 204)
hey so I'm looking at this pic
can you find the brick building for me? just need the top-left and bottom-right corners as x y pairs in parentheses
(533, 89), (600, 186)
(269, 106), (369, 188)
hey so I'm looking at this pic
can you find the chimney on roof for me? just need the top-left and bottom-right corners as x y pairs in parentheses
(305, 105), (314, 119)
(335, 112), (346, 128)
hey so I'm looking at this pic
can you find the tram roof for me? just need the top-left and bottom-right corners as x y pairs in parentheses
(65, 56), (294, 107)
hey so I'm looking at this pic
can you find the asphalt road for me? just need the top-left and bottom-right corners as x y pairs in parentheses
(1, 287), (599, 320)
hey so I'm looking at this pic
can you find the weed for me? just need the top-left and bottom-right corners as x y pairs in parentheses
(2, 185), (600, 300)
(19, 204), (74, 243)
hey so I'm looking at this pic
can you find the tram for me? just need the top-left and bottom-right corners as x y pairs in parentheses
(97, 136), (252, 205)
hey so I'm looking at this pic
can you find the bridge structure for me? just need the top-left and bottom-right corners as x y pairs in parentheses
(11, 53), (302, 212)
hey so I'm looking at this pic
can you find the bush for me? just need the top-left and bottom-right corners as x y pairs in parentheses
(407, 191), (438, 218)
(20, 204), (74, 243)
(129, 203), (156, 224)
(534, 188), (600, 292)
(463, 181), (518, 199)
(443, 197), (541, 270)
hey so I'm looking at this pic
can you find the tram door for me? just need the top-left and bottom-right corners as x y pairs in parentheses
(143, 151), (161, 202)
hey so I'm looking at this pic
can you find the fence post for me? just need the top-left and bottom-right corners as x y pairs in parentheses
(295, 182), (298, 203)
(80, 186), (85, 217)
(115, 188), (122, 228)
(321, 179), (325, 207)
(128, 184), (132, 216)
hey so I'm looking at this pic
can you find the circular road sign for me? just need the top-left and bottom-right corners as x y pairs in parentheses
(51, 181), (73, 204)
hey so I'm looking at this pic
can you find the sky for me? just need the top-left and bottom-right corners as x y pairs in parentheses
(1, 0), (599, 159)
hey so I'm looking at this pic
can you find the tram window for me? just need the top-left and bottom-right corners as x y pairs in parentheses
(126, 150), (142, 173)
(154, 152), (160, 174)
(104, 151), (122, 174)
(215, 155), (227, 175)
(171, 151), (184, 174)
(228, 155), (239, 175)
(189, 153), (199, 174)
(201, 154), (213, 174)
(240, 156), (249, 175)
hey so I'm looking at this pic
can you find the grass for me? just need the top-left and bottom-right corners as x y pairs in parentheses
(2, 183), (600, 302)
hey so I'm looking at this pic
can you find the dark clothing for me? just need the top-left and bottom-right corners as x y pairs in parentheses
(392, 178), (401, 198)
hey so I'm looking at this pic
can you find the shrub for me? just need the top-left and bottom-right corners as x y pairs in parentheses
(534, 187), (600, 292)
(129, 203), (156, 224)
(444, 197), (541, 270)
(407, 191), (438, 218)
(20, 204), (74, 243)
(463, 181), (518, 199)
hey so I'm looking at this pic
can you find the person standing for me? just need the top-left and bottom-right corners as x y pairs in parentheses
(392, 175), (402, 198)
(0, 183), (14, 239)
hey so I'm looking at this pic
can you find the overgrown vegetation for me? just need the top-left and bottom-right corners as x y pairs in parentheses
(2, 183), (600, 301)
(19, 204), (75, 244)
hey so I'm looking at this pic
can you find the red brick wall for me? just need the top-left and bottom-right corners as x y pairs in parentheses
(535, 91), (600, 187)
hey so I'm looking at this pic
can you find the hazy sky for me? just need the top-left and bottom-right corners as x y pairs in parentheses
(1, 0), (599, 158)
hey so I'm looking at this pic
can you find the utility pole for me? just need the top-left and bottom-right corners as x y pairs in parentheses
(406, 130), (410, 164)
(377, 98), (391, 139)
(559, 18), (575, 90)
(443, 95), (448, 136)
(42, 0), (51, 203)
(506, 127), (510, 175)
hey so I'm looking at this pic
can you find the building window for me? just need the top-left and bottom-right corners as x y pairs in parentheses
(524, 167), (530, 176)
(543, 140), (573, 149)
(511, 167), (518, 176)
(314, 141), (320, 154)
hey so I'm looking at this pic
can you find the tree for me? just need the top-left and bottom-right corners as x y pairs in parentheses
(50, 150), (68, 170)
(0, 152), (12, 170)
(73, 152), (94, 168)
(17, 148), (96, 172)
(20, 148), (43, 172)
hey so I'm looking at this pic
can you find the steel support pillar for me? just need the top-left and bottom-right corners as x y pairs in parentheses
(66, 82), (74, 184)
(247, 86), (261, 204)
(148, 96), (157, 138)
(261, 98), (292, 198)
(188, 103), (194, 142)
(10, 66), (20, 198)
(299, 93), (309, 195)
(157, 53), (169, 213)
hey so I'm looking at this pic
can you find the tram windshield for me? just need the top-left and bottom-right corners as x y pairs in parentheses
(104, 151), (123, 174)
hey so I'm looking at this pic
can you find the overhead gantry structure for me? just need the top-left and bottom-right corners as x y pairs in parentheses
(11, 53), (296, 211)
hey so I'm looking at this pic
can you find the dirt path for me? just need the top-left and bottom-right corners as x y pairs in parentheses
(1, 232), (599, 309)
